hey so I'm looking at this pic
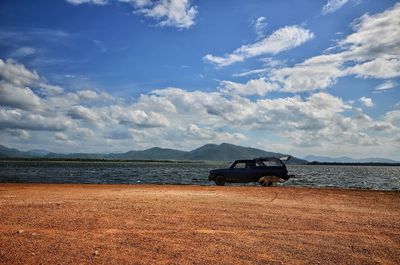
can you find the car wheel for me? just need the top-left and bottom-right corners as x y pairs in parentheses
(215, 175), (226, 186)
(267, 181), (273, 187)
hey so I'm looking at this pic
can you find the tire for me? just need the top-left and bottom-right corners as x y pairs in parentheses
(267, 181), (273, 187)
(215, 175), (226, 186)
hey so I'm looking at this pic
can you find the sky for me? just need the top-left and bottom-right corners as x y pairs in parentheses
(0, 0), (399, 159)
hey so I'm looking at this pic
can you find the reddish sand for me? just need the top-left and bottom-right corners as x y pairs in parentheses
(0, 184), (399, 264)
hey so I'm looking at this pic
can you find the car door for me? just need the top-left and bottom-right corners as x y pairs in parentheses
(229, 161), (252, 182)
(253, 161), (268, 181)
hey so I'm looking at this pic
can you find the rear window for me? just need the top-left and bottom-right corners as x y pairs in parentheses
(256, 160), (282, 167)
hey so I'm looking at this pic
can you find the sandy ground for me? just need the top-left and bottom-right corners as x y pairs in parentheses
(0, 184), (399, 264)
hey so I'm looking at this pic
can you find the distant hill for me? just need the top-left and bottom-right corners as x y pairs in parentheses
(0, 145), (33, 158)
(118, 147), (187, 160)
(0, 143), (306, 164)
(3, 143), (399, 164)
(185, 143), (305, 164)
(303, 155), (399, 164)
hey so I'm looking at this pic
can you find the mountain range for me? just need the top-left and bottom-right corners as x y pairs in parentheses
(1, 143), (398, 164)
(0, 143), (306, 164)
(303, 155), (399, 164)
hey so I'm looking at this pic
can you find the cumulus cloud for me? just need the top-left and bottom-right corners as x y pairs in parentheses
(4, 129), (31, 140)
(204, 25), (314, 67)
(0, 81), (42, 110)
(1, 57), (399, 158)
(136, 0), (198, 29)
(219, 78), (279, 96)
(271, 54), (345, 92)
(186, 124), (247, 142)
(339, 3), (400, 75)
(321, 0), (349, 15)
(77, 90), (99, 100)
(0, 58), (39, 86)
(68, 106), (99, 122)
(55, 132), (69, 141)
(40, 83), (64, 95)
(0, 109), (74, 131)
(346, 57), (400, 79)
(238, 3), (400, 94)
(359, 97), (374, 107)
(118, 109), (170, 127)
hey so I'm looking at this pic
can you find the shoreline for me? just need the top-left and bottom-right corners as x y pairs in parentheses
(1, 184), (399, 264)
(1, 182), (399, 192)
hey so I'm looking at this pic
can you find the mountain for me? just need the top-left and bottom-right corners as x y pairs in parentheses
(186, 143), (305, 164)
(26, 149), (50, 156)
(118, 147), (187, 160)
(2, 143), (399, 164)
(303, 155), (399, 163)
(0, 145), (33, 158)
(0, 143), (307, 164)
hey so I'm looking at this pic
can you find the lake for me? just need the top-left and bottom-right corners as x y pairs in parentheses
(0, 161), (399, 190)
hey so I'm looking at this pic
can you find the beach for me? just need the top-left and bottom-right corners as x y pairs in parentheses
(0, 184), (399, 264)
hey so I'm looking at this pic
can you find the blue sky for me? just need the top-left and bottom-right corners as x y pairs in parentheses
(0, 0), (399, 159)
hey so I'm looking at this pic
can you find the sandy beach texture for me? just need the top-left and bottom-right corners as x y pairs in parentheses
(0, 184), (399, 264)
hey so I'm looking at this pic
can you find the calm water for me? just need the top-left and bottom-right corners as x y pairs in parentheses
(0, 161), (399, 190)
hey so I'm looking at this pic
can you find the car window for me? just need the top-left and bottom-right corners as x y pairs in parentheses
(264, 160), (281, 167)
(255, 161), (266, 167)
(233, 162), (246, 168)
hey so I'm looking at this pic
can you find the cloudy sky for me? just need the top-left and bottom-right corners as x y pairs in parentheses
(0, 0), (399, 159)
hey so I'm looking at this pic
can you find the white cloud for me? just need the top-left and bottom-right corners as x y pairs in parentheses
(0, 58), (39, 86)
(375, 81), (397, 91)
(346, 57), (400, 79)
(359, 97), (374, 107)
(65, 0), (108, 5)
(219, 78), (279, 96)
(133, 0), (197, 29)
(233, 58), (284, 77)
(204, 25), (314, 67)
(40, 83), (64, 95)
(118, 0), (151, 7)
(271, 54), (345, 92)
(239, 3), (400, 94)
(186, 124), (247, 142)
(1, 58), (399, 159)
(342, 3), (400, 75)
(118, 109), (170, 127)
(0, 109), (75, 132)
(321, 0), (349, 15)
(11, 47), (37, 57)
(55, 132), (69, 141)
(77, 90), (99, 100)
(254, 17), (267, 39)
(65, 0), (197, 29)
(68, 106), (99, 122)
(384, 110), (400, 127)
(0, 81), (42, 110)
(4, 129), (31, 140)
(76, 127), (96, 138)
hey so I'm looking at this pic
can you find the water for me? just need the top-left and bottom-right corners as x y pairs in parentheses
(0, 161), (399, 190)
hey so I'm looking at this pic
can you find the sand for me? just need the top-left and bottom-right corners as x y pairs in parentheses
(0, 184), (399, 264)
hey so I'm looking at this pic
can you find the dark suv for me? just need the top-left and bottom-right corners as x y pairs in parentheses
(208, 157), (293, 186)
